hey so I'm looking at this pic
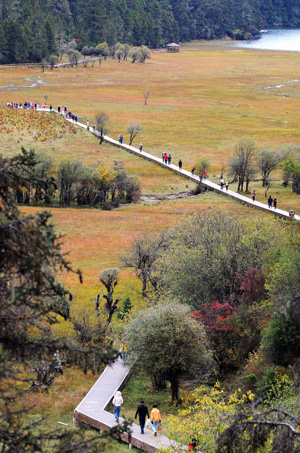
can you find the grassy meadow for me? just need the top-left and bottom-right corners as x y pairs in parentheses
(2, 39), (300, 332)
(2, 41), (300, 443)
(1, 41), (300, 200)
(2, 41), (300, 295)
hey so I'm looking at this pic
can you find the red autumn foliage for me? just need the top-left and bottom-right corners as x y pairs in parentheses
(235, 267), (266, 304)
(192, 301), (237, 341)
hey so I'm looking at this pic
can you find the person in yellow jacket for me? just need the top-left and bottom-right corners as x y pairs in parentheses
(150, 403), (161, 437)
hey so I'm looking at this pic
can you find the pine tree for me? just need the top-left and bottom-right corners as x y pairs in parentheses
(45, 14), (57, 54)
(1, 0), (20, 20)
(0, 19), (7, 62)
(47, 0), (72, 24)
(29, 1), (49, 61)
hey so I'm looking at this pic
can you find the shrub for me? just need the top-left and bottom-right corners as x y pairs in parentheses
(262, 316), (300, 367)
(258, 366), (292, 401)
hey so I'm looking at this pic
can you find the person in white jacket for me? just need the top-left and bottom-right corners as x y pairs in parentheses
(112, 390), (123, 422)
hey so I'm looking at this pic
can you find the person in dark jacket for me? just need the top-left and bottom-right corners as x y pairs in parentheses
(268, 195), (273, 209)
(135, 400), (150, 434)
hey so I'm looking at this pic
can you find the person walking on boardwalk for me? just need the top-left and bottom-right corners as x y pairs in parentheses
(162, 152), (165, 163)
(225, 180), (229, 191)
(121, 343), (127, 362)
(112, 390), (123, 422)
(139, 143), (143, 152)
(87, 120), (89, 131)
(168, 154), (172, 165)
(150, 404), (161, 437)
(268, 195), (273, 209)
(135, 399), (150, 434)
(220, 178), (224, 190)
(119, 134), (123, 144)
(274, 197), (277, 209)
(57, 105), (61, 113)
(164, 153), (168, 165)
(252, 190), (256, 201)
(191, 165), (195, 175)
(178, 159), (182, 169)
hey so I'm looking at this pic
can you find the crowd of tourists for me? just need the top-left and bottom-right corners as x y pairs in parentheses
(7, 101), (48, 109)
(6, 101), (81, 123)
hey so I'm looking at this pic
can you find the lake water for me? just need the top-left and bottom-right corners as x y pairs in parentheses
(234, 29), (300, 52)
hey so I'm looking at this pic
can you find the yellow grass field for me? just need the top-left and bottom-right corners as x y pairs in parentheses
(2, 43), (300, 160)
(2, 41), (300, 299)
(1, 41), (300, 199)
(22, 195), (277, 313)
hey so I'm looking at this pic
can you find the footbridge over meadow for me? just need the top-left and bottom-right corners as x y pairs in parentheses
(74, 358), (187, 452)
(74, 119), (300, 222)
(38, 107), (300, 220)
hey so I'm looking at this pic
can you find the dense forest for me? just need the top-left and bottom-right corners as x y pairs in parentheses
(1, 0), (300, 63)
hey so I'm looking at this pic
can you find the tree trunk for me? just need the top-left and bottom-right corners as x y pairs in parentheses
(151, 374), (167, 390)
(142, 278), (147, 298)
(245, 178), (250, 193)
(171, 376), (180, 405)
(16, 188), (24, 203)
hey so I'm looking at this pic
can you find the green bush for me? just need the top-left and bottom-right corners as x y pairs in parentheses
(262, 316), (300, 366)
(240, 373), (257, 390)
(258, 366), (291, 401)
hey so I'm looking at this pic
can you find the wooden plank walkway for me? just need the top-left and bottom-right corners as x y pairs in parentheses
(74, 358), (186, 452)
(37, 108), (298, 222)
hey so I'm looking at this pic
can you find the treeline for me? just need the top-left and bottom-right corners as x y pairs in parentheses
(1, 0), (300, 63)
(13, 149), (141, 208)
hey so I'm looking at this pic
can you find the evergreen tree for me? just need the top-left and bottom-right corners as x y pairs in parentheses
(1, 0), (20, 20)
(29, 1), (49, 61)
(45, 14), (57, 54)
(47, 0), (72, 24)
(0, 19), (7, 62)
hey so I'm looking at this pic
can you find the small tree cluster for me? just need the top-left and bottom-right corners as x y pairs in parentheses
(280, 146), (300, 193)
(76, 41), (151, 63)
(14, 151), (141, 208)
(227, 137), (284, 192)
(129, 45), (151, 63)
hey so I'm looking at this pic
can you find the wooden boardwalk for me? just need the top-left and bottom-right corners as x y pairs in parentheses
(33, 107), (299, 221)
(74, 358), (186, 452)
(46, 109), (298, 222)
